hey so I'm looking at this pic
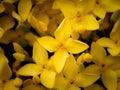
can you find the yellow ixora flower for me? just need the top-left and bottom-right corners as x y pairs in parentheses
(17, 41), (56, 89)
(91, 42), (120, 90)
(53, 0), (99, 39)
(96, 18), (120, 56)
(92, 0), (120, 19)
(37, 19), (89, 73)
(54, 54), (100, 90)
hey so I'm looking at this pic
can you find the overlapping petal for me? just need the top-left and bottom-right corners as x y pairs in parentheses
(98, 0), (120, 12)
(54, 18), (72, 42)
(37, 36), (58, 52)
(62, 54), (79, 79)
(84, 84), (105, 90)
(101, 69), (117, 90)
(65, 38), (89, 54)
(18, 0), (32, 22)
(53, 49), (69, 73)
(17, 64), (41, 76)
(40, 69), (56, 89)
(22, 84), (47, 90)
(91, 42), (107, 65)
(75, 65), (100, 87)
(32, 41), (48, 65)
(0, 53), (12, 80)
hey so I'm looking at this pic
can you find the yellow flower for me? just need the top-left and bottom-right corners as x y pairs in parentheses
(37, 20), (89, 73)
(53, 0), (99, 39)
(96, 18), (120, 56)
(0, 52), (12, 81)
(91, 42), (120, 90)
(54, 54), (100, 90)
(92, 0), (120, 19)
(17, 41), (56, 89)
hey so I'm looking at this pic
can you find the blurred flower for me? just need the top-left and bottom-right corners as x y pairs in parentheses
(91, 42), (120, 90)
(92, 0), (120, 19)
(17, 41), (56, 89)
(54, 54), (100, 90)
(53, 0), (99, 39)
(96, 18), (120, 56)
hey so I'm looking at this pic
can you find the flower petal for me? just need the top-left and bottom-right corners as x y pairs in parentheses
(54, 75), (68, 90)
(0, 53), (12, 80)
(63, 54), (79, 79)
(4, 80), (19, 90)
(0, 27), (4, 38)
(99, 0), (120, 12)
(101, 69), (117, 90)
(13, 42), (25, 53)
(13, 53), (25, 61)
(91, 42), (107, 65)
(53, 49), (69, 73)
(40, 69), (56, 89)
(75, 64), (100, 87)
(22, 84), (47, 90)
(52, 0), (76, 17)
(110, 18), (120, 44)
(69, 86), (81, 90)
(37, 36), (58, 52)
(84, 84), (105, 90)
(32, 41), (48, 65)
(92, 4), (106, 19)
(18, 0), (32, 22)
(54, 18), (72, 42)
(81, 14), (99, 30)
(96, 37), (116, 48)
(65, 38), (89, 54)
(17, 64), (41, 76)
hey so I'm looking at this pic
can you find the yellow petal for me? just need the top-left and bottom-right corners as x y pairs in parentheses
(22, 85), (47, 90)
(92, 4), (106, 19)
(0, 3), (5, 13)
(96, 37), (116, 48)
(80, 14), (99, 30)
(84, 84), (105, 90)
(17, 64), (41, 76)
(75, 65), (100, 87)
(37, 36), (58, 52)
(63, 54), (79, 79)
(69, 86), (81, 90)
(77, 0), (96, 14)
(54, 75), (68, 90)
(107, 47), (120, 56)
(54, 18), (72, 42)
(0, 15), (15, 31)
(32, 41), (48, 65)
(65, 38), (89, 54)
(99, 0), (120, 12)
(110, 18), (120, 44)
(0, 27), (4, 39)
(0, 53), (12, 80)
(18, 0), (32, 22)
(13, 53), (25, 61)
(13, 42), (24, 53)
(4, 80), (19, 90)
(52, 0), (76, 17)
(91, 42), (106, 65)
(40, 69), (56, 89)
(53, 49), (69, 73)
(3, 0), (18, 3)
(101, 69), (117, 90)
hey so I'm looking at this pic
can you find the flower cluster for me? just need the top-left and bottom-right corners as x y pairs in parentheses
(0, 0), (120, 90)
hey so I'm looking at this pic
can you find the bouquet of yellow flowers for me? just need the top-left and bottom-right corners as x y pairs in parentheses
(0, 0), (120, 90)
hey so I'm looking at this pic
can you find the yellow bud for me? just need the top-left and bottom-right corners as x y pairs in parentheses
(83, 53), (92, 63)
(14, 77), (23, 87)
